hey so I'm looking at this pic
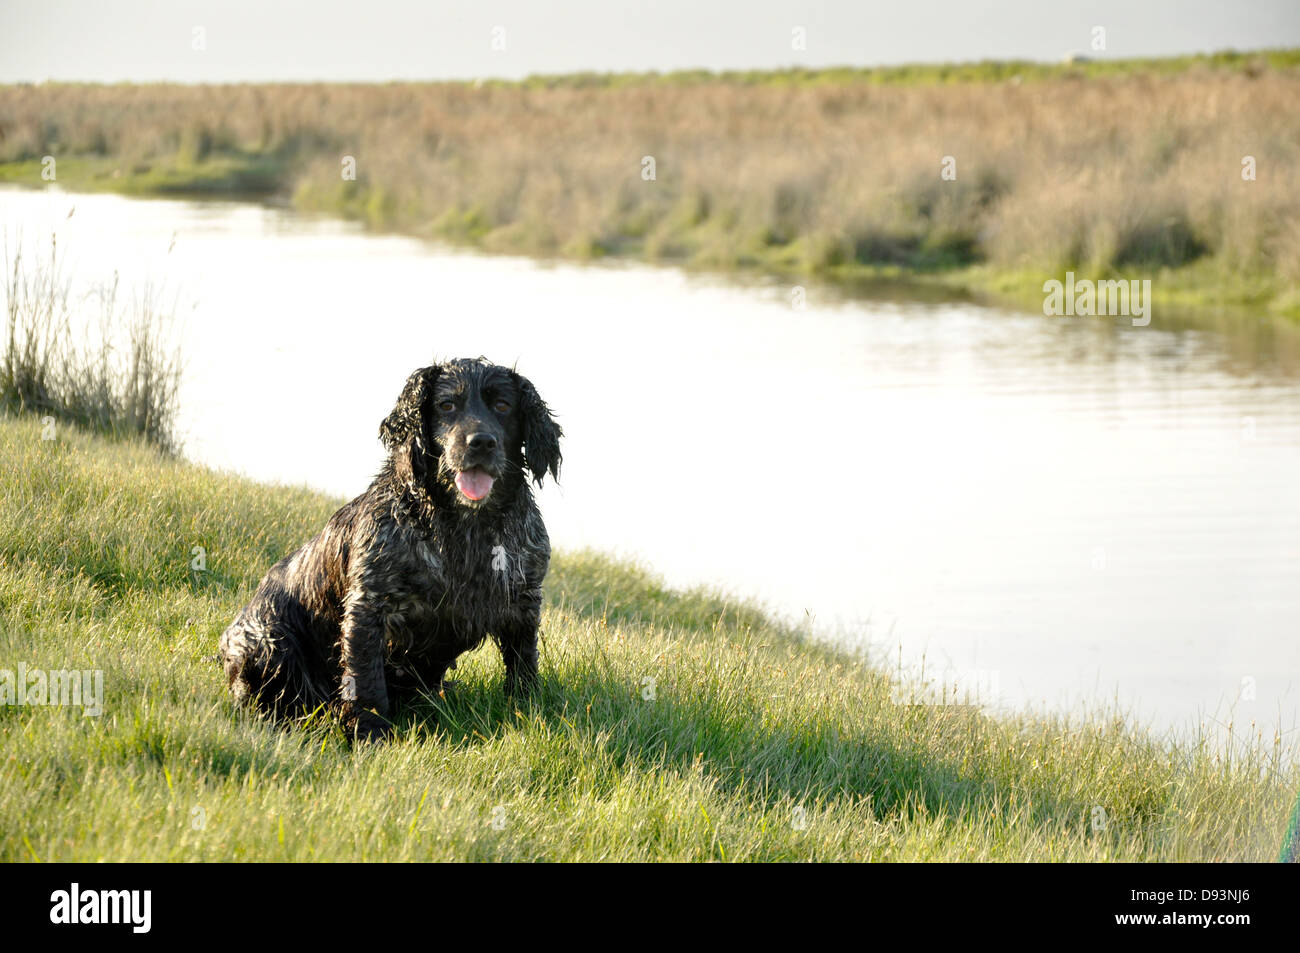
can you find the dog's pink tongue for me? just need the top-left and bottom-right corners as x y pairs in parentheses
(455, 468), (494, 501)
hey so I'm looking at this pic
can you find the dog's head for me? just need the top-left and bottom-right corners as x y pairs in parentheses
(379, 358), (562, 509)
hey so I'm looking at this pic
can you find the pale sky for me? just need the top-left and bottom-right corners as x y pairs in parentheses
(2, 0), (1298, 83)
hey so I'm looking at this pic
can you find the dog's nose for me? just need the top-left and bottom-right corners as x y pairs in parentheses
(467, 432), (497, 453)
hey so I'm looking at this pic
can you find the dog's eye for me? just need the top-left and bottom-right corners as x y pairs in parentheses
(437, 400), (455, 413)
(493, 400), (511, 413)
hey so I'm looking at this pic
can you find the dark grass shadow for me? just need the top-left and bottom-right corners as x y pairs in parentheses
(386, 659), (1134, 839)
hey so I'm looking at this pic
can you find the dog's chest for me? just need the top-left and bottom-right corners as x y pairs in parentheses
(368, 507), (542, 659)
(408, 523), (530, 612)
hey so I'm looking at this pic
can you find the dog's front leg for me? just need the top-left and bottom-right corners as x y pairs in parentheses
(499, 594), (542, 700)
(340, 595), (391, 742)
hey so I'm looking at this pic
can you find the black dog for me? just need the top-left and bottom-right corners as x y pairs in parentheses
(218, 358), (562, 741)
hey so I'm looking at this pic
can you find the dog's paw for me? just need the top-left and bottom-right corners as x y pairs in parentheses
(349, 710), (391, 744)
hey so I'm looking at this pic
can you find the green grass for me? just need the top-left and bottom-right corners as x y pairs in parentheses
(810, 260), (1300, 320)
(0, 412), (1295, 861)
(0, 153), (283, 198)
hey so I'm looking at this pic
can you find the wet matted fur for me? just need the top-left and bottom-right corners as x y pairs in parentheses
(218, 357), (562, 741)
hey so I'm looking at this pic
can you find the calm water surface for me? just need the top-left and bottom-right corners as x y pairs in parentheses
(5, 186), (1299, 747)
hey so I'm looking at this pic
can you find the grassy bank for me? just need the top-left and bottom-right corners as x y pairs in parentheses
(3, 50), (1300, 318)
(0, 413), (1295, 861)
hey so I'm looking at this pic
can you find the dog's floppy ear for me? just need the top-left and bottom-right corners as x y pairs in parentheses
(513, 370), (562, 485)
(380, 364), (439, 454)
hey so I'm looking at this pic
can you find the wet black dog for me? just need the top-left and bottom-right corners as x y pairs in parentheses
(218, 358), (562, 741)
